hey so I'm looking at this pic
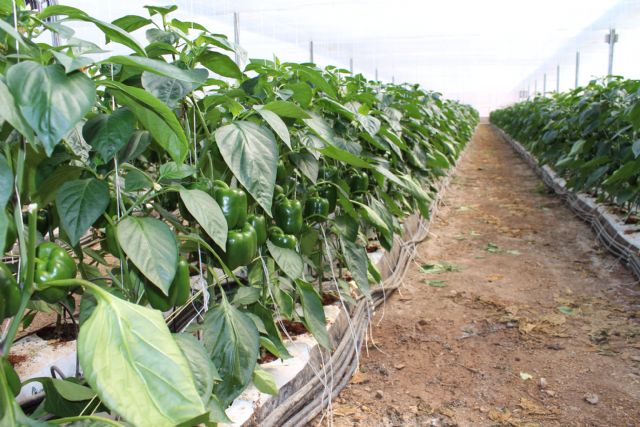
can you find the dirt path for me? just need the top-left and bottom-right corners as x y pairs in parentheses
(317, 124), (640, 427)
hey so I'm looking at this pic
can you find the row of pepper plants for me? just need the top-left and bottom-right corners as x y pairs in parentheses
(0, 2), (478, 426)
(491, 77), (640, 215)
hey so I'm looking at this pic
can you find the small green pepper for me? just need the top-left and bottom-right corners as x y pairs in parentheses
(349, 170), (369, 195)
(317, 185), (337, 214)
(269, 226), (298, 250)
(224, 223), (258, 270)
(276, 160), (287, 184)
(247, 214), (267, 247)
(304, 196), (330, 222)
(34, 242), (77, 304)
(274, 197), (303, 235)
(3, 212), (17, 253)
(0, 262), (20, 321)
(145, 257), (191, 311)
(212, 180), (248, 229)
(100, 225), (119, 255)
(1, 358), (21, 397)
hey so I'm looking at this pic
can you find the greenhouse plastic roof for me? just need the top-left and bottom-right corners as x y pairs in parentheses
(60, 0), (640, 115)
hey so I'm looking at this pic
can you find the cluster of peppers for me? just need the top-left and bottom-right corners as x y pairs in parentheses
(213, 180), (259, 270)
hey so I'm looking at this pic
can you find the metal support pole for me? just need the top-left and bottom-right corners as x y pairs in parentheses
(543, 73), (547, 97)
(392, 75), (395, 84)
(534, 80), (537, 96)
(233, 12), (240, 65)
(309, 40), (314, 64)
(605, 28), (618, 75)
(375, 68), (378, 81)
(575, 51), (580, 88)
(527, 82), (530, 99)
(556, 65), (560, 93)
(349, 57), (353, 74)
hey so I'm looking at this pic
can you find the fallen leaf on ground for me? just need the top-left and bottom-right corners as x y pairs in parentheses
(520, 372), (533, 380)
(423, 279), (447, 288)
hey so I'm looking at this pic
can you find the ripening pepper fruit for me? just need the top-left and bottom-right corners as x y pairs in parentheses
(212, 180), (248, 229)
(224, 223), (258, 270)
(247, 214), (267, 247)
(34, 242), (77, 304)
(269, 226), (298, 250)
(304, 196), (330, 222)
(274, 197), (303, 235)
(0, 262), (20, 321)
(1, 358), (21, 397)
(349, 170), (369, 195)
(145, 257), (191, 311)
(3, 213), (17, 253)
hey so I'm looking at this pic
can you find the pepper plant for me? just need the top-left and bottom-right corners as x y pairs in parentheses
(0, 2), (478, 426)
(491, 77), (640, 214)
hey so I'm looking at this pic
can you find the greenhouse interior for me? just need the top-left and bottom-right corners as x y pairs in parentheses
(0, 0), (639, 425)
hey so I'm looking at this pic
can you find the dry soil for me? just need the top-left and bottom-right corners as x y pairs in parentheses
(314, 124), (640, 427)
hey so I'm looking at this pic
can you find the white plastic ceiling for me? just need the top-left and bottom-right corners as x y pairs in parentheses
(60, 0), (640, 115)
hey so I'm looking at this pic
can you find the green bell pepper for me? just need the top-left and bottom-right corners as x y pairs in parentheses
(349, 170), (369, 195)
(304, 196), (330, 222)
(224, 223), (258, 270)
(274, 197), (303, 235)
(247, 214), (267, 247)
(3, 212), (17, 253)
(317, 166), (338, 213)
(34, 242), (77, 304)
(0, 262), (20, 321)
(276, 160), (287, 184)
(269, 226), (298, 250)
(100, 225), (119, 255)
(212, 180), (248, 229)
(145, 257), (191, 311)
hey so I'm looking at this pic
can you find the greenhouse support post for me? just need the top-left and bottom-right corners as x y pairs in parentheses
(556, 65), (560, 93)
(375, 68), (378, 81)
(543, 73), (547, 97)
(349, 57), (353, 74)
(605, 28), (618, 75)
(309, 40), (314, 63)
(233, 12), (240, 65)
(575, 51), (580, 88)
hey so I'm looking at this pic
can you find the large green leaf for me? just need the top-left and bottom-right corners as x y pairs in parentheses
(0, 154), (11, 210)
(6, 61), (95, 155)
(106, 56), (207, 84)
(289, 150), (319, 183)
(255, 107), (291, 149)
(253, 366), (278, 395)
(266, 240), (303, 280)
(141, 72), (192, 109)
(179, 188), (227, 250)
(340, 237), (370, 297)
(263, 100), (310, 119)
(249, 303), (291, 359)
(173, 333), (219, 403)
(39, 5), (146, 56)
(215, 121), (278, 215)
(0, 368), (48, 426)
(117, 216), (178, 295)
(79, 289), (206, 426)
(105, 81), (188, 163)
(204, 298), (260, 407)
(83, 107), (136, 162)
(295, 279), (330, 349)
(56, 178), (110, 246)
(0, 78), (35, 143)
(199, 51), (242, 79)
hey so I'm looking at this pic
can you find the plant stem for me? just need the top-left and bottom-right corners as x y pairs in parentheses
(1, 205), (38, 357)
(48, 415), (123, 427)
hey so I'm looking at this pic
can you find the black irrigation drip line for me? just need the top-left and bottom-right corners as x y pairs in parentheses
(494, 125), (640, 281)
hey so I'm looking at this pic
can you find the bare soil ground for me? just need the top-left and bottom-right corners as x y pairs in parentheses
(315, 124), (640, 426)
